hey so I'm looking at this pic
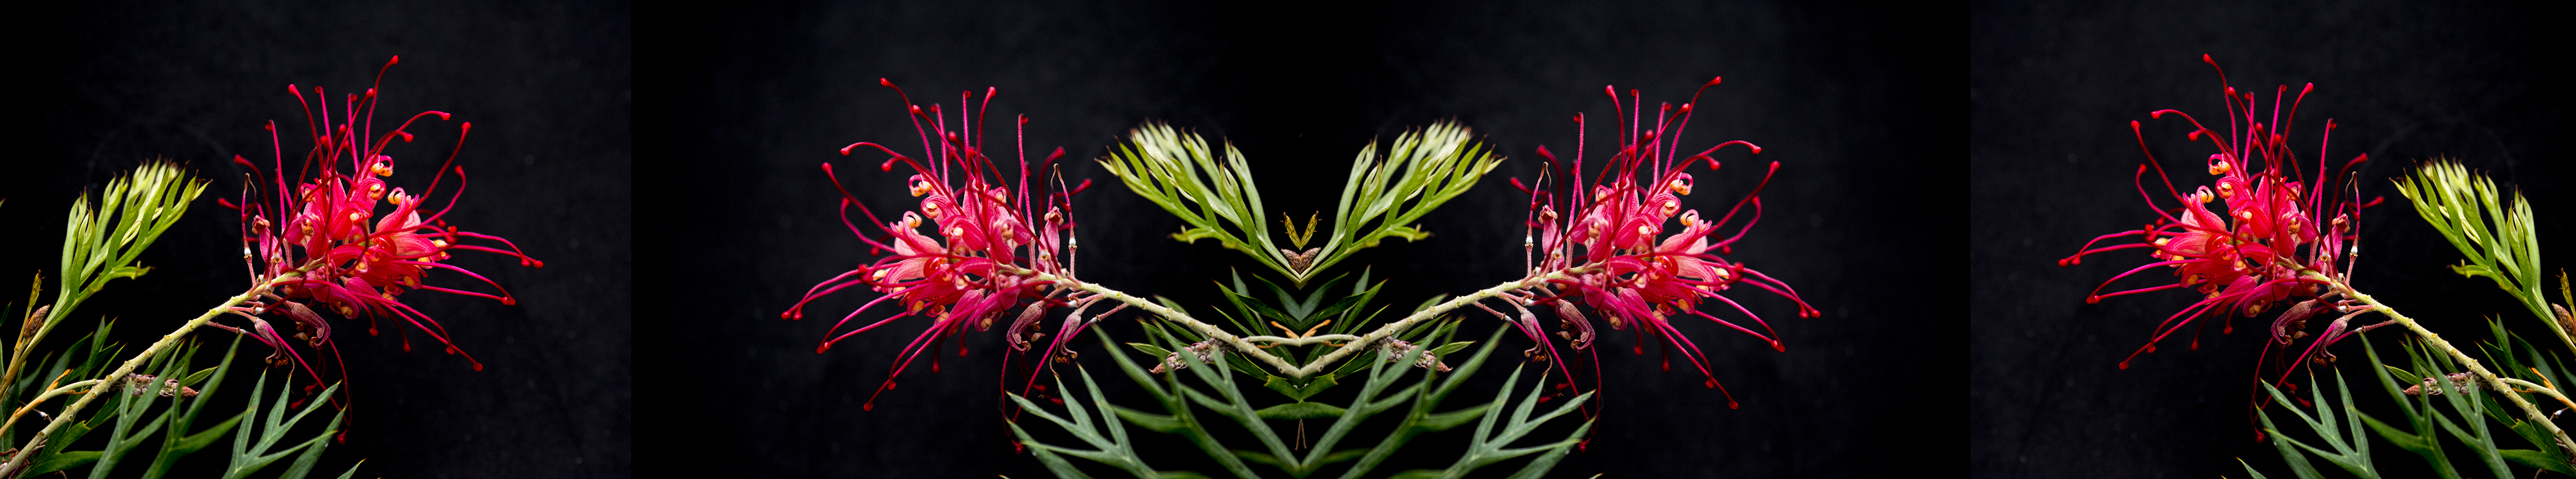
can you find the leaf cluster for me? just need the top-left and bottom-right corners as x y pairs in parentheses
(1007, 324), (1589, 478)
(1137, 301), (1457, 403)
(2393, 159), (2557, 346)
(1209, 270), (1388, 346)
(2244, 326), (2576, 478)
(14, 335), (355, 479)
(1098, 122), (1501, 285)
(45, 160), (208, 333)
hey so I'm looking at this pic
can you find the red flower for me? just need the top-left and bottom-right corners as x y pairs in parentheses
(2058, 55), (2383, 375)
(781, 80), (1091, 411)
(220, 56), (542, 378)
(1506, 79), (1819, 408)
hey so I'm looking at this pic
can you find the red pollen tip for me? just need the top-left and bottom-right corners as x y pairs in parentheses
(2201, 53), (2215, 64)
(2085, 296), (2102, 304)
(817, 343), (833, 353)
(2117, 361), (2131, 370)
(1706, 77), (1723, 86)
(500, 297), (517, 306)
(389, 55), (401, 66)
(1770, 340), (1785, 352)
(471, 362), (484, 371)
(1679, 103), (1692, 113)
(880, 78), (895, 88)
(862, 402), (875, 411)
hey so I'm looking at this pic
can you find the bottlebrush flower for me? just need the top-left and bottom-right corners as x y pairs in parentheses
(219, 56), (543, 379)
(781, 79), (1091, 411)
(1506, 78), (1820, 408)
(2058, 55), (2382, 376)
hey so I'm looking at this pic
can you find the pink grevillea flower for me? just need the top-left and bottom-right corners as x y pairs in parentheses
(1502, 78), (1820, 409)
(219, 56), (543, 380)
(2058, 55), (2383, 379)
(781, 79), (1092, 411)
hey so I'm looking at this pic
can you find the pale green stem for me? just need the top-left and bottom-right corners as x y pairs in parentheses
(0, 272), (298, 475)
(1022, 267), (1584, 379)
(2497, 377), (2576, 413)
(1, 379), (101, 438)
(2315, 270), (2576, 460)
(1240, 334), (1361, 346)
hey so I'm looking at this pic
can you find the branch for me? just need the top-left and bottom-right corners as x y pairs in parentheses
(0, 272), (303, 476)
(2312, 270), (2576, 462)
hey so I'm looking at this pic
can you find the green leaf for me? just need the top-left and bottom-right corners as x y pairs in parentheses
(1254, 402), (1349, 420)
(1419, 403), (1491, 432)
(220, 372), (344, 479)
(145, 336), (248, 479)
(1261, 374), (1338, 402)
(2239, 458), (2275, 479)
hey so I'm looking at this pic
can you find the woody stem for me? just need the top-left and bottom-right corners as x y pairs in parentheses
(2310, 270), (2576, 461)
(0, 272), (302, 476)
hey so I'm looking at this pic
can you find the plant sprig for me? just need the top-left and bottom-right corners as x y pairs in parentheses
(1099, 122), (1501, 285)
(2394, 159), (2555, 348)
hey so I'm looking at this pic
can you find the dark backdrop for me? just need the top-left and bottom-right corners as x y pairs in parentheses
(0, 1), (630, 478)
(647, 1), (1952, 476)
(1973, 1), (2575, 477)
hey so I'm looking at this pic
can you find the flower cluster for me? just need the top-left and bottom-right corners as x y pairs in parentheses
(220, 56), (542, 379)
(781, 80), (1090, 411)
(2058, 55), (2380, 375)
(1506, 79), (1819, 407)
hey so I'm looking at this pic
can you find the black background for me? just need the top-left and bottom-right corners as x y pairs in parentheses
(1, 1), (629, 478)
(649, 1), (1951, 477)
(1973, 1), (2575, 477)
